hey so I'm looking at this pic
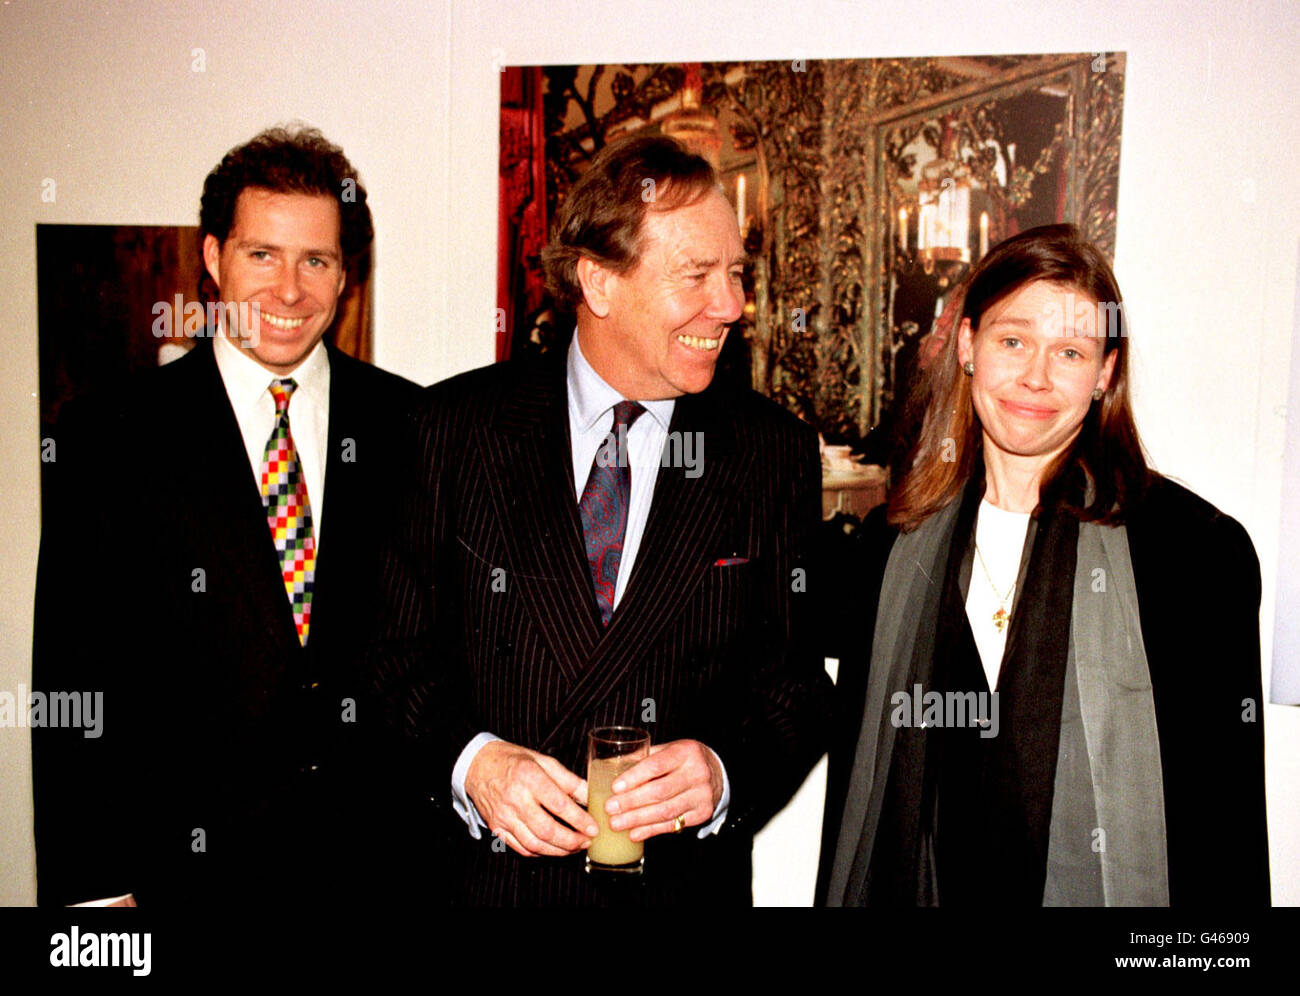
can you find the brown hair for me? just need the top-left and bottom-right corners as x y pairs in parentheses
(888, 223), (1149, 530)
(540, 135), (718, 314)
(199, 124), (373, 265)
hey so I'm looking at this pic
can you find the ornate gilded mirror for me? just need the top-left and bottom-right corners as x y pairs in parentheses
(874, 54), (1124, 433)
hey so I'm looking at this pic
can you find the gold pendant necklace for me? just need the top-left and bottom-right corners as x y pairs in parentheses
(974, 544), (1016, 634)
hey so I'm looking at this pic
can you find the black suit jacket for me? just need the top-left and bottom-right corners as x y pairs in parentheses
(372, 354), (832, 906)
(815, 475), (1271, 906)
(32, 338), (426, 906)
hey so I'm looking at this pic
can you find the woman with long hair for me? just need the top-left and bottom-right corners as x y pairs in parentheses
(820, 224), (1269, 906)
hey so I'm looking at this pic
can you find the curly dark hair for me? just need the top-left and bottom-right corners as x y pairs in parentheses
(199, 125), (373, 265)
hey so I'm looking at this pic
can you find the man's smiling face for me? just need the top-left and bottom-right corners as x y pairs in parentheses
(202, 187), (346, 374)
(592, 188), (745, 400)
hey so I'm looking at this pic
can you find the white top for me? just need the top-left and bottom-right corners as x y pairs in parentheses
(965, 498), (1032, 691)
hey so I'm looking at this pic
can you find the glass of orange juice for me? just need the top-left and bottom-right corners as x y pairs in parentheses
(585, 726), (650, 874)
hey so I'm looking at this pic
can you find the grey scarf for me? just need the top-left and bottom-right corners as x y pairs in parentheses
(827, 497), (1170, 906)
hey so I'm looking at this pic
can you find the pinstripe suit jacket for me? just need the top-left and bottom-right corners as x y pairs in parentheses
(374, 354), (832, 906)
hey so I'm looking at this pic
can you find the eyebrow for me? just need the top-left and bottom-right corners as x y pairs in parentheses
(984, 316), (1033, 328)
(986, 315), (1101, 341)
(683, 255), (719, 269)
(235, 239), (340, 259)
(681, 254), (751, 270)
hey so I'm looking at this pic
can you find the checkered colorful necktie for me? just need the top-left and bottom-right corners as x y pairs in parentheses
(578, 400), (645, 625)
(260, 378), (315, 644)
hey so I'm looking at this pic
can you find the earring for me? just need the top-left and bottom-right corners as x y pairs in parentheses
(1092, 387), (1104, 401)
(962, 361), (974, 376)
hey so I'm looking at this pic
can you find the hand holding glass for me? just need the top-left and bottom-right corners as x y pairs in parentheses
(585, 726), (650, 874)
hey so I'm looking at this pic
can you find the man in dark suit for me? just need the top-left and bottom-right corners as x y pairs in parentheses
(32, 126), (424, 905)
(374, 135), (832, 906)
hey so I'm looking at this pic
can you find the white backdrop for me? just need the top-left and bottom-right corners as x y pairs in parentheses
(1271, 250), (1300, 705)
(1, 0), (1296, 905)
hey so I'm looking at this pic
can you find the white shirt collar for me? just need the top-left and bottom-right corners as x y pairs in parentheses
(566, 332), (674, 432)
(213, 331), (330, 414)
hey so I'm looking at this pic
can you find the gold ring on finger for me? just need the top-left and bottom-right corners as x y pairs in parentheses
(672, 814), (687, 833)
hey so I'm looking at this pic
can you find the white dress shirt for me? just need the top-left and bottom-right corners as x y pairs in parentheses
(213, 331), (330, 549)
(452, 334), (730, 841)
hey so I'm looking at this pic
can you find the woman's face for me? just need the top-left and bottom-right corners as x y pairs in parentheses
(958, 279), (1117, 468)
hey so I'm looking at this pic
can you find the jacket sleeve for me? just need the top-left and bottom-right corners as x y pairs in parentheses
(1129, 480), (1271, 905)
(366, 395), (479, 811)
(31, 396), (140, 905)
(813, 505), (897, 905)
(707, 417), (835, 837)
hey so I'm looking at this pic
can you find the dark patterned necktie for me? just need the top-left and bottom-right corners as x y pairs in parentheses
(260, 378), (316, 645)
(578, 400), (645, 625)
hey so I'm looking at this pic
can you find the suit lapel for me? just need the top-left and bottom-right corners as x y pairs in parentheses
(481, 363), (755, 748)
(308, 345), (356, 648)
(481, 359), (604, 683)
(176, 343), (301, 657)
(538, 387), (753, 751)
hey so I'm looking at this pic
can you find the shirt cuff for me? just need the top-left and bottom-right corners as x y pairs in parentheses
(451, 731), (501, 840)
(697, 747), (730, 838)
(71, 894), (134, 907)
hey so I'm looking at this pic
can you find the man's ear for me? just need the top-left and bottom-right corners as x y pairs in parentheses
(576, 256), (614, 319)
(202, 234), (223, 292)
(956, 317), (974, 366)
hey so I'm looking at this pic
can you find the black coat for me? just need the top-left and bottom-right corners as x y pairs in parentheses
(370, 355), (833, 906)
(31, 339), (429, 906)
(816, 475), (1271, 906)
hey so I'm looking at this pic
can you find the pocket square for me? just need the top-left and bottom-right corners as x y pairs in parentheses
(713, 556), (749, 567)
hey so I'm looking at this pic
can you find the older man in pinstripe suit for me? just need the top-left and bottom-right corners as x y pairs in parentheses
(376, 135), (831, 905)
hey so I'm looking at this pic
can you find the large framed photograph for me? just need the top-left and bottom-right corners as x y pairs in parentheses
(498, 54), (1125, 453)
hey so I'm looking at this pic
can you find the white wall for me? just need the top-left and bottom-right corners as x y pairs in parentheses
(2, 0), (1296, 906)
